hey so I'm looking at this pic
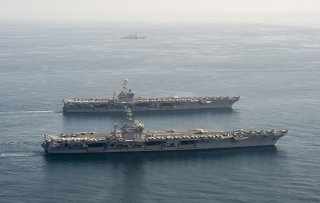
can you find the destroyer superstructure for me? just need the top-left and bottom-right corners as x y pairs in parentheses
(42, 109), (287, 154)
(63, 79), (240, 113)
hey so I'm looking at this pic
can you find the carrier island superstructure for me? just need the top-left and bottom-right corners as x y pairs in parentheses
(63, 79), (240, 113)
(42, 109), (287, 154)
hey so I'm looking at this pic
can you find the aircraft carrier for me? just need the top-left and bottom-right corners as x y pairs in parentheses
(42, 109), (287, 154)
(63, 79), (240, 113)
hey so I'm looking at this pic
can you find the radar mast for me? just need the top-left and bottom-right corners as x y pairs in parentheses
(123, 79), (128, 92)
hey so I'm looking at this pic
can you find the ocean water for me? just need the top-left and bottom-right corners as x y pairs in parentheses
(0, 22), (320, 203)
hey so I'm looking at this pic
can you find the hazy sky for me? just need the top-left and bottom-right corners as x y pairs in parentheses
(1, 0), (320, 24)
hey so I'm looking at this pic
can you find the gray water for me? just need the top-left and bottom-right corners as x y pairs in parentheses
(0, 22), (320, 202)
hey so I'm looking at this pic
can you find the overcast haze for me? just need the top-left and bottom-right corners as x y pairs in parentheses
(1, 0), (320, 24)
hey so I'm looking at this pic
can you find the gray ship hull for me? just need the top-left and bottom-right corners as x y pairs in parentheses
(44, 134), (284, 155)
(43, 108), (287, 155)
(63, 79), (239, 113)
(63, 97), (239, 113)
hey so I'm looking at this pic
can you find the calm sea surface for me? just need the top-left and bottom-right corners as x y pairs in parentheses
(0, 22), (319, 203)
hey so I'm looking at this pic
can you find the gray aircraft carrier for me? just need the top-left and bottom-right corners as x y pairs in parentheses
(42, 109), (287, 154)
(63, 79), (240, 113)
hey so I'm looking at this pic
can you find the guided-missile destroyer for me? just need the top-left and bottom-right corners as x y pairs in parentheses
(63, 79), (240, 113)
(42, 109), (287, 154)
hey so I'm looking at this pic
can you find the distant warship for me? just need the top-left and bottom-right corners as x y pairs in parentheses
(63, 79), (240, 113)
(120, 34), (146, 39)
(42, 109), (287, 154)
